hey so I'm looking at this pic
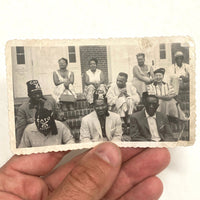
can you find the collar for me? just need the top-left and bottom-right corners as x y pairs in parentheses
(90, 69), (97, 73)
(97, 115), (106, 121)
(153, 81), (166, 86)
(118, 85), (127, 90)
(175, 63), (184, 68)
(96, 111), (110, 119)
(145, 109), (156, 119)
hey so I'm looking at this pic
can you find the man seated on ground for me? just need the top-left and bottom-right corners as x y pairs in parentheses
(19, 108), (74, 148)
(130, 92), (177, 141)
(107, 72), (140, 124)
(80, 91), (123, 142)
(15, 80), (58, 147)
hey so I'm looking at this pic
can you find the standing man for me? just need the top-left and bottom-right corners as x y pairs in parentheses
(166, 51), (190, 94)
(15, 80), (58, 147)
(132, 53), (154, 96)
(130, 92), (176, 141)
(107, 72), (140, 124)
(80, 92), (122, 142)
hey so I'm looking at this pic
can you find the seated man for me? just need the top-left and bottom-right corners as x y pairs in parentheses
(107, 72), (140, 124)
(15, 80), (58, 147)
(80, 92), (123, 142)
(130, 92), (177, 141)
(19, 108), (74, 148)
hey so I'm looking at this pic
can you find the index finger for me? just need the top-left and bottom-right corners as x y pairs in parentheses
(1, 151), (69, 176)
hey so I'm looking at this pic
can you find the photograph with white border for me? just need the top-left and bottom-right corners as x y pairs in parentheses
(6, 37), (195, 155)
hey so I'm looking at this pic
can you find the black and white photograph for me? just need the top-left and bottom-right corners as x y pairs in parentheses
(1, 1), (200, 200)
(7, 37), (195, 154)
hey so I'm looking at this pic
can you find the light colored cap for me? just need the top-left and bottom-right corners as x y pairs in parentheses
(174, 51), (184, 58)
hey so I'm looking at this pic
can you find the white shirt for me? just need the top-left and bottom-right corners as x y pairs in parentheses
(173, 63), (190, 78)
(86, 69), (101, 83)
(145, 110), (161, 142)
(19, 120), (74, 148)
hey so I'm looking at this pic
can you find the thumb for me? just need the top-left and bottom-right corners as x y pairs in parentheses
(48, 142), (122, 200)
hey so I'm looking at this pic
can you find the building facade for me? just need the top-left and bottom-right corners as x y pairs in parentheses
(11, 42), (190, 99)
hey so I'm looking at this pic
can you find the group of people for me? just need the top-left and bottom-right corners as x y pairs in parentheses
(15, 50), (190, 148)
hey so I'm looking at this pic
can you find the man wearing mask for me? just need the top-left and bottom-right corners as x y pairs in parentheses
(16, 80), (58, 147)
(19, 108), (74, 148)
(80, 92), (122, 142)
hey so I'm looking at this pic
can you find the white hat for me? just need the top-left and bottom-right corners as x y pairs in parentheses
(174, 51), (184, 58)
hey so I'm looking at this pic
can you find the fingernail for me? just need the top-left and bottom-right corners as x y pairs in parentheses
(94, 143), (121, 167)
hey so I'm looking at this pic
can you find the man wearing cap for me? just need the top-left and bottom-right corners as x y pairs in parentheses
(130, 92), (176, 141)
(107, 72), (140, 124)
(166, 51), (190, 94)
(80, 92), (123, 142)
(19, 108), (74, 148)
(173, 51), (190, 79)
(16, 80), (58, 147)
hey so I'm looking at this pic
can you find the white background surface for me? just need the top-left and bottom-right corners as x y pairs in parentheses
(0, 0), (200, 199)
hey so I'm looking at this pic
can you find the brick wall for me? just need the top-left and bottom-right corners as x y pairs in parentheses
(79, 46), (108, 90)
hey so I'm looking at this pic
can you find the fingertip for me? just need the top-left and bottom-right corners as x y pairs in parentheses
(156, 148), (171, 167)
(118, 176), (164, 200)
(147, 176), (164, 198)
(48, 142), (122, 200)
(148, 148), (171, 168)
(140, 176), (164, 200)
(93, 142), (122, 167)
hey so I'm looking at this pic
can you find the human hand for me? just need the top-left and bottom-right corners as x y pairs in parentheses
(120, 88), (126, 93)
(151, 77), (157, 83)
(64, 81), (70, 89)
(0, 142), (170, 200)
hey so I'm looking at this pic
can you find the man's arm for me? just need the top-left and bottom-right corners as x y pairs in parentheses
(106, 86), (118, 106)
(133, 66), (152, 84)
(157, 84), (176, 101)
(157, 94), (176, 101)
(129, 85), (140, 104)
(130, 115), (147, 141)
(15, 107), (29, 147)
(149, 66), (154, 79)
(80, 118), (92, 143)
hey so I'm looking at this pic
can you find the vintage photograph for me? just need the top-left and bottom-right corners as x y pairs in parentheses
(6, 37), (195, 154)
